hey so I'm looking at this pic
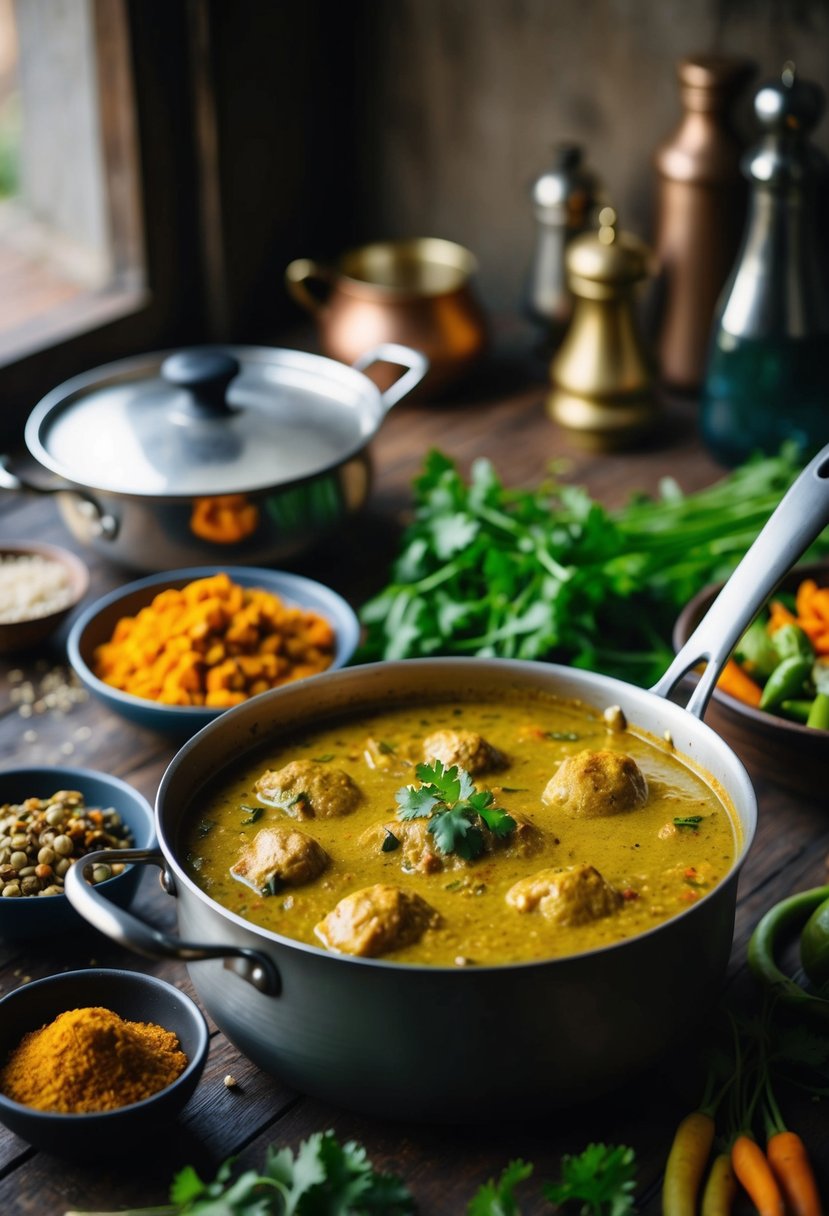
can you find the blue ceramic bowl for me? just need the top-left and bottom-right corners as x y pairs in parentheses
(0, 968), (208, 1157)
(67, 565), (360, 737)
(0, 766), (155, 941)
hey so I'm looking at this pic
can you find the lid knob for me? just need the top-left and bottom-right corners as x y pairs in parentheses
(161, 349), (240, 418)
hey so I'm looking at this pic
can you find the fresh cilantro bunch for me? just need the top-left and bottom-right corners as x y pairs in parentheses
(466, 1145), (638, 1216)
(395, 759), (515, 859)
(65, 1130), (415, 1216)
(543, 1144), (638, 1216)
(358, 445), (827, 686)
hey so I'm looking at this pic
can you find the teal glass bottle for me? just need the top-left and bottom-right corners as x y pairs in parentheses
(700, 66), (829, 466)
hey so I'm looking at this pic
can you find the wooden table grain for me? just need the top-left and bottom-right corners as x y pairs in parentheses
(1, 353), (827, 1214)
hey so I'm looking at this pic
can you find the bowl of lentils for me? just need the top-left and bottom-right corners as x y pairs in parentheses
(0, 766), (155, 940)
(0, 542), (89, 655)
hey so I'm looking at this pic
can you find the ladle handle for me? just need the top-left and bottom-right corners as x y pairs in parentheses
(651, 443), (829, 718)
(64, 847), (280, 995)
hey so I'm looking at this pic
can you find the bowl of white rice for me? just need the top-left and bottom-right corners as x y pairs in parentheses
(0, 543), (89, 655)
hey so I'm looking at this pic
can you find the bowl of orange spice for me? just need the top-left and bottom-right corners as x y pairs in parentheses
(67, 566), (360, 736)
(673, 561), (829, 799)
(0, 968), (208, 1157)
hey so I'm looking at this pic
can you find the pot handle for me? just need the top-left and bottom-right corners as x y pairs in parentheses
(0, 455), (118, 540)
(352, 343), (430, 410)
(285, 258), (334, 316)
(64, 847), (280, 996)
(651, 442), (829, 719)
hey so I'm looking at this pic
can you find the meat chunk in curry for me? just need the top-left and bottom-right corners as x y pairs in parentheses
(422, 729), (506, 776)
(542, 749), (648, 818)
(254, 759), (361, 818)
(360, 811), (543, 874)
(230, 826), (329, 892)
(506, 863), (623, 927)
(315, 883), (440, 957)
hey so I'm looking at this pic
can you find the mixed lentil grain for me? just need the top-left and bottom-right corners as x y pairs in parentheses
(0, 790), (133, 898)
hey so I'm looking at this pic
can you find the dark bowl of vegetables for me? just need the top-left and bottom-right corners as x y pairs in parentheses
(673, 561), (829, 800)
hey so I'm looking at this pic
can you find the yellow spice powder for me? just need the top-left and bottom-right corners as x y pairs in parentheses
(0, 1005), (188, 1113)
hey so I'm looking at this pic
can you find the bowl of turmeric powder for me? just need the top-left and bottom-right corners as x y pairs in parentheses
(673, 561), (829, 799)
(0, 967), (209, 1156)
(67, 566), (361, 737)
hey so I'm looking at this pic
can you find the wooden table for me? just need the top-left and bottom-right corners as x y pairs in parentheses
(1, 347), (827, 1214)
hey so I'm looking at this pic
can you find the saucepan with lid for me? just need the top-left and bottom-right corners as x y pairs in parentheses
(65, 446), (829, 1121)
(0, 343), (427, 571)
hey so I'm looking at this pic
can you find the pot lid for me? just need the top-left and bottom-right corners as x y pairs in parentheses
(25, 346), (390, 498)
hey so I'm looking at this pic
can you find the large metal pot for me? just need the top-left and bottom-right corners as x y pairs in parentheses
(65, 445), (829, 1121)
(0, 343), (427, 571)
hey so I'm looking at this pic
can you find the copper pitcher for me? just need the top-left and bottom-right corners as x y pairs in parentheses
(285, 238), (488, 398)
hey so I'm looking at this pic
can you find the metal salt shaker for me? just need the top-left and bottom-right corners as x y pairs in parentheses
(526, 144), (601, 337)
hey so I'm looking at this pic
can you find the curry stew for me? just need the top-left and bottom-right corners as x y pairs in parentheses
(181, 694), (740, 966)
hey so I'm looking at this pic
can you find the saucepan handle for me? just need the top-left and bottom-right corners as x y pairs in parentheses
(651, 443), (829, 719)
(64, 847), (280, 996)
(352, 342), (430, 410)
(0, 455), (118, 539)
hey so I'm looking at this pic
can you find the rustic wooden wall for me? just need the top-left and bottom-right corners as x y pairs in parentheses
(340, 0), (829, 314)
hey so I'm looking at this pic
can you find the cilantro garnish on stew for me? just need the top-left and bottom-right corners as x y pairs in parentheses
(395, 759), (515, 860)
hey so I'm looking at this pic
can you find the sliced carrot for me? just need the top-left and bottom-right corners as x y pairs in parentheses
(767, 1130), (823, 1216)
(731, 1134), (785, 1216)
(795, 579), (819, 618)
(768, 600), (799, 633)
(717, 660), (763, 708)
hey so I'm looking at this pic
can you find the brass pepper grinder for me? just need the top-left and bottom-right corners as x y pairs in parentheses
(547, 207), (659, 450)
(526, 143), (601, 339)
(652, 54), (755, 392)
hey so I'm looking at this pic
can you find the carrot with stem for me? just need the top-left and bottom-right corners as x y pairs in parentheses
(662, 1063), (734, 1216)
(700, 1153), (738, 1216)
(764, 1059), (824, 1216)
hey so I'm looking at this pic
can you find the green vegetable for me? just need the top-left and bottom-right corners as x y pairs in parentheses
(395, 759), (515, 860)
(734, 617), (779, 679)
(806, 691), (829, 730)
(673, 814), (705, 830)
(748, 885), (829, 1027)
(758, 655), (812, 710)
(770, 622), (814, 663)
(241, 805), (264, 825)
(64, 1130), (416, 1215)
(357, 445), (829, 686)
(779, 698), (814, 723)
(467, 1159), (533, 1215)
(813, 658), (829, 695)
(800, 895), (829, 994)
(543, 1143), (638, 1215)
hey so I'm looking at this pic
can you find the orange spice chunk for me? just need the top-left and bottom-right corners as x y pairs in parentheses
(92, 571), (337, 707)
(0, 1005), (188, 1112)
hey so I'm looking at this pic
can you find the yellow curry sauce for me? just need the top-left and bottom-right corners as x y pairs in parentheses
(181, 694), (739, 966)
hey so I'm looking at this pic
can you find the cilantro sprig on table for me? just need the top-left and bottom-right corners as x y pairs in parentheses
(358, 445), (829, 687)
(395, 759), (515, 860)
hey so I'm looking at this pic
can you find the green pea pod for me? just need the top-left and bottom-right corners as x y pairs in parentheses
(735, 618), (779, 679)
(759, 654), (812, 710)
(779, 698), (814, 724)
(801, 895), (829, 993)
(748, 885), (829, 1026)
(806, 691), (829, 730)
(771, 622), (814, 662)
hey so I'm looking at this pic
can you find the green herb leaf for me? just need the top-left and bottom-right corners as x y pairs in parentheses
(467, 1158), (533, 1216)
(543, 1143), (637, 1216)
(241, 806), (265, 825)
(394, 760), (514, 859)
(673, 815), (704, 830)
(313, 754), (335, 763)
(196, 819), (216, 838)
(381, 829), (400, 853)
